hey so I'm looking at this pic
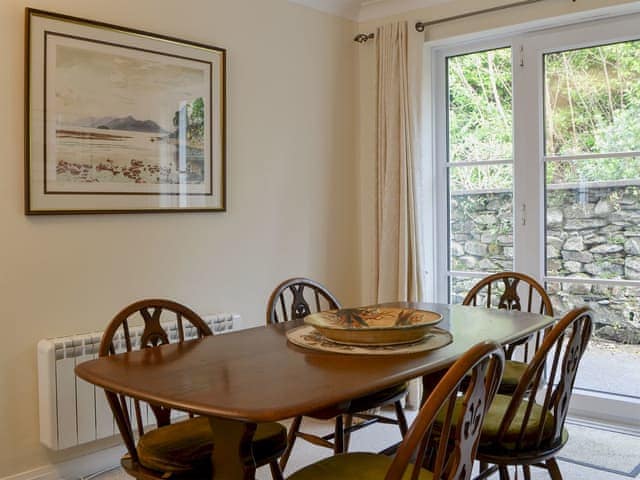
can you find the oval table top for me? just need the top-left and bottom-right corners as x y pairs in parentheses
(75, 302), (554, 423)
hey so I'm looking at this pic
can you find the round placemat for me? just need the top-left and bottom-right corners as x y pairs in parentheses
(286, 325), (452, 355)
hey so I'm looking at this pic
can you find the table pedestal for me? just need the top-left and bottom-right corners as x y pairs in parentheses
(209, 417), (257, 479)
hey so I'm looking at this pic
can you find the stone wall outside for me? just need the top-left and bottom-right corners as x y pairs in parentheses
(450, 183), (640, 344)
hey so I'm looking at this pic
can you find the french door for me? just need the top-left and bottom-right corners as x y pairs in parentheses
(433, 14), (640, 426)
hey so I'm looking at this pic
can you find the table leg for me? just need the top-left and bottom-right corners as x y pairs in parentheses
(208, 417), (257, 480)
(421, 370), (445, 406)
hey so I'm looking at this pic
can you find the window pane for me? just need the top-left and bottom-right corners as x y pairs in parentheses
(449, 276), (480, 304)
(544, 39), (640, 156)
(546, 160), (640, 281)
(450, 163), (512, 192)
(451, 275), (514, 307)
(448, 48), (512, 162)
(546, 281), (640, 398)
(450, 173), (513, 274)
(546, 156), (640, 184)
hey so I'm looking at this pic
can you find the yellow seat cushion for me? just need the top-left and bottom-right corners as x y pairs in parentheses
(288, 452), (433, 480)
(499, 360), (527, 394)
(137, 416), (287, 473)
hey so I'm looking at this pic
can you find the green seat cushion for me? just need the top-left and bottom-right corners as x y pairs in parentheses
(137, 416), (286, 473)
(481, 394), (555, 447)
(288, 452), (433, 480)
(436, 394), (556, 450)
(499, 360), (527, 394)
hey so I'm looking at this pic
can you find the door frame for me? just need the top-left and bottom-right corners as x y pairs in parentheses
(429, 10), (640, 429)
(432, 37), (516, 303)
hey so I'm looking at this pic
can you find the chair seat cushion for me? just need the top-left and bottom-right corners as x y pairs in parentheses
(481, 394), (555, 447)
(436, 393), (556, 450)
(499, 360), (527, 394)
(137, 416), (286, 473)
(288, 452), (433, 480)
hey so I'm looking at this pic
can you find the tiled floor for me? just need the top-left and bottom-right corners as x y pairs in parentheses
(92, 413), (640, 480)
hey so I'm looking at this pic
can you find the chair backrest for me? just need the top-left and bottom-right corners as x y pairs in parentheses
(495, 307), (593, 452)
(462, 272), (553, 316)
(463, 272), (554, 360)
(266, 277), (341, 324)
(98, 299), (212, 464)
(386, 342), (505, 480)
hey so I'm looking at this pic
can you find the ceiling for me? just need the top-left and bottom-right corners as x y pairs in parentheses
(289, 0), (454, 21)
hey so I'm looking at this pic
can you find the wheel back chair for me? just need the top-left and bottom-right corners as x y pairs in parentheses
(99, 299), (287, 480)
(267, 278), (409, 470)
(463, 272), (555, 395)
(439, 307), (593, 480)
(287, 341), (506, 480)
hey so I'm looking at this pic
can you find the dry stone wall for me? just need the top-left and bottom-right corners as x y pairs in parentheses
(450, 183), (640, 344)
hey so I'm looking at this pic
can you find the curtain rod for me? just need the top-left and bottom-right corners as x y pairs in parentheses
(415, 0), (575, 32)
(354, 0), (576, 42)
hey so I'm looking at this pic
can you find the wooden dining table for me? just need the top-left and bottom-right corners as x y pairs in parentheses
(75, 302), (554, 480)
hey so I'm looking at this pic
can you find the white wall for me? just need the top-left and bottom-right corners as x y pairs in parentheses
(355, 0), (640, 304)
(0, 0), (358, 476)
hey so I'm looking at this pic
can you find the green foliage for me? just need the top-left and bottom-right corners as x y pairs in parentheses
(546, 157), (640, 184)
(189, 97), (205, 144)
(450, 164), (512, 192)
(171, 97), (205, 147)
(448, 48), (512, 165)
(448, 40), (640, 192)
(545, 41), (640, 156)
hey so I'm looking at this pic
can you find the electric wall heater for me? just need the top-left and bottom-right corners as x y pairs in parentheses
(37, 313), (240, 450)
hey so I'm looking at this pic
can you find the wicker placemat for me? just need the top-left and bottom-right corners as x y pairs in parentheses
(286, 325), (453, 355)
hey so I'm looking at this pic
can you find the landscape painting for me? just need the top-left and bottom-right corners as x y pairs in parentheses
(49, 38), (210, 194)
(26, 9), (226, 214)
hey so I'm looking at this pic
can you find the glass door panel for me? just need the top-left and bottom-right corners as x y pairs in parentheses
(544, 39), (640, 400)
(544, 41), (640, 156)
(446, 47), (514, 301)
(435, 13), (640, 426)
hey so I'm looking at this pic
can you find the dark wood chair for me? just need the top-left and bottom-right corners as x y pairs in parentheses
(267, 278), (409, 470)
(470, 307), (593, 480)
(287, 341), (506, 480)
(463, 272), (555, 394)
(100, 298), (287, 480)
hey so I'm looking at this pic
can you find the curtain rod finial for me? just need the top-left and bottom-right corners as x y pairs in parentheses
(354, 33), (375, 43)
(415, 22), (425, 32)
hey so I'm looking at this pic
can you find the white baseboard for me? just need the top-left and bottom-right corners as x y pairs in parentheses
(1, 446), (123, 480)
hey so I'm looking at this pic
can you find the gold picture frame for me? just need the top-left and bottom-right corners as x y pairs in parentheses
(25, 9), (226, 214)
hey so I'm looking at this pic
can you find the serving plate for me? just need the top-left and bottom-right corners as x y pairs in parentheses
(304, 307), (442, 346)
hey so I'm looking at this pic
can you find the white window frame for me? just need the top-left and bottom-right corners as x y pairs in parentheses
(433, 37), (517, 303)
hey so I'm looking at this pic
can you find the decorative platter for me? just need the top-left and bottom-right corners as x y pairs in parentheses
(287, 325), (452, 355)
(304, 307), (442, 346)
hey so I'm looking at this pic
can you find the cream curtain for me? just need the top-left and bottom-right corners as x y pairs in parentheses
(375, 21), (423, 304)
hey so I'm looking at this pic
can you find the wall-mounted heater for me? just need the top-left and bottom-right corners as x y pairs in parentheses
(37, 313), (240, 450)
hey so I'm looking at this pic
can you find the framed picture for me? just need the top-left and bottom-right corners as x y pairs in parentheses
(25, 9), (226, 214)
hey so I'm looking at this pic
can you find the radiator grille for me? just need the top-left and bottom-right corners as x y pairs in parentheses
(37, 313), (239, 450)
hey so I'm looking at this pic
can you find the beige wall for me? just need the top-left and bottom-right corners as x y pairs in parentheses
(356, 0), (640, 304)
(0, 0), (358, 475)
